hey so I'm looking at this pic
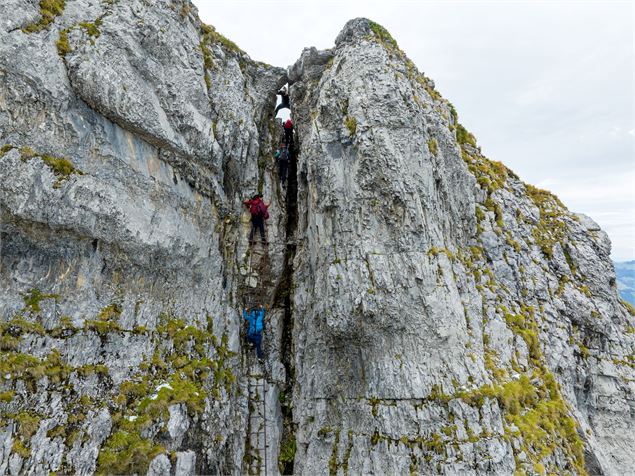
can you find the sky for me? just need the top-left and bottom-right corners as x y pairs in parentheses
(193, 0), (634, 261)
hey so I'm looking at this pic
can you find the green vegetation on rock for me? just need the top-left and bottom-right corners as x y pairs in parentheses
(22, 0), (66, 33)
(97, 429), (165, 475)
(526, 184), (568, 259)
(368, 20), (399, 51)
(95, 315), (236, 474)
(344, 116), (357, 136)
(79, 18), (102, 38)
(17, 146), (83, 187)
(427, 138), (438, 156)
(278, 434), (297, 474)
(56, 29), (71, 56)
(200, 23), (244, 56)
(456, 124), (476, 147)
(21, 287), (59, 313)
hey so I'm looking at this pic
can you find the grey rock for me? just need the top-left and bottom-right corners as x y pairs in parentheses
(147, 453), (172, 476)
(167, 404), (189, 446)
(174, 450), (196, 476)
(1, 4), (633, 476)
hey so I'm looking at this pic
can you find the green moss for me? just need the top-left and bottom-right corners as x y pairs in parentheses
(0, 391), (15, 403)
(278, 435), (297, 473)
(0, 144), (14, 157)
(200, 23), (244, 55)
(423, 432), (445, 454)
(116, 380), (150, 407)
(563, 248), (577, 275)
(79, 18), (102, 38)
(22, 0), (66, 33)
(427, 138), (438, 156)
(578, 344), (590, 359)
(621, 299), (635, 317)
(419, 76), (442, 102)
(457, 364), (586, 473)
(500, 305), (542, 363)
(138, 373), (207, 417)
(505, 232), (522, 252)
(428, 246), (454, 260)
(16, 412), (41, 440)
(484, 349), (506, 381)
(19, 146), (36, 159)
(199, 38), (214, 90)
(21, 288), (58, 313)
(556, 275), (569, 297)
(344, 116), (357, 136)
(368, 20), (399, 50)
(370, 429), (381, 446)
(18, 147), (83, 186)
(132, 325), (147, 334)
(526, 184), (568, 259)
(341, 430), (353, 475)
(1, 315), (47, 336)
(328, 428), (341, 475)
(97, 303), (122, 321)
(84, 319), (121, 335)
(12, 439), (31, 458)
(427, 384), (451, 403)
(484, 197), (504, 230)
(96, 429), (165, 475)
(441, 425), (456, 437)
(76, 364), (109, 378)
(200, 41), (214, 69)
(456, 124), (476, 147)
(0, 350), (72, 387)
(46, 425), (66, 439)
(41, 155), (80, 178)
(368, 397), (380, 417)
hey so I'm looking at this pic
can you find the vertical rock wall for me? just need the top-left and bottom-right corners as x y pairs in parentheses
(288, 18), (634, 476)
(0, 0), (287, 474)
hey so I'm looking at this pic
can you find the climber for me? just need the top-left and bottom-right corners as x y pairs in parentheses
(243, 305), (265, 359)
(243, 194), (269, 245)
(283, 118), (294, 146)
(274, 85), (290, 115)
(274, 144), (289, 186)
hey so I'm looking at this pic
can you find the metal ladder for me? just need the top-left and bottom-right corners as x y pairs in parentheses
(242, 243), (271, 476)
(246, 359), (269, 475)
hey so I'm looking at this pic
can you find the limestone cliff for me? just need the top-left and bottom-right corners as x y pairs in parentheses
(0, 3), (633, 475)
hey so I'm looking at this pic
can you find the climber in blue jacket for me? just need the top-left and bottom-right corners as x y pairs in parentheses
(243, 305), (265, 358)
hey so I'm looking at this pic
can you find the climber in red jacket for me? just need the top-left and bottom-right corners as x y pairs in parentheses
(283, 118), (294, 147)
(243, 194), (269, 245)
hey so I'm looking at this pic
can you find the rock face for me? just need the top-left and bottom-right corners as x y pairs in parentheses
(1, 5), (633, 476)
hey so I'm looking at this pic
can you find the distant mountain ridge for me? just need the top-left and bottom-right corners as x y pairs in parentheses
(615, 260), (635, 305)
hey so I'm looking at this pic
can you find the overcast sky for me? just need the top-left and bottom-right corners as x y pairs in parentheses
(193, 0), (634, 261)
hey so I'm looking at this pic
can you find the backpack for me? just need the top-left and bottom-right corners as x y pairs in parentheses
(284, 119), (293, 130)
(257, 201), (269, 220)
(278, 147), (289, 162)
(249, 200), (261, 216)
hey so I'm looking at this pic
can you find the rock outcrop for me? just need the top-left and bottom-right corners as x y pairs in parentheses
(1, 4), (633, 476)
